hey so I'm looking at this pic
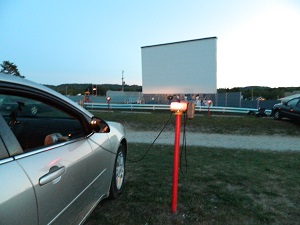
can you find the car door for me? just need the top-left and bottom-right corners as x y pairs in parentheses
(291, 98), (300, 119)
(1, 93), (112, 224)
(0, 114), (38, 225)
(284, 98), (300, 120)
(16, 137), (111, 224)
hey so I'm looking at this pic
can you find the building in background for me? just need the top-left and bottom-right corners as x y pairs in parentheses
(106, 90), (143, 104)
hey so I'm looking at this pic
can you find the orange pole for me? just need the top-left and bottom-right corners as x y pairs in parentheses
(171, 111), (182, 213)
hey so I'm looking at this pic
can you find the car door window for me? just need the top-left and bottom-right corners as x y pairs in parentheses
(0, 94), (86, 152)
(287, 98), (298, 108)
(295, 99), (300, 108)
(0, 136), (8, 160)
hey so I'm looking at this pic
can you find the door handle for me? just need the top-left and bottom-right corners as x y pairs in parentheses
(39, 166), (66, 186)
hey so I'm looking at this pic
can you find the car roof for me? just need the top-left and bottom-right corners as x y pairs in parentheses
(278, 94), (300, 103)
(0, 73), (94, 118)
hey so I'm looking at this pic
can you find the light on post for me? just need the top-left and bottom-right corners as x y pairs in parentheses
(170, 101), (188, 213)
(170, 102), (188, 114)
(92, 87), (97, 96)
(106, 97), (111, 111)
(207, 100), (212, 117)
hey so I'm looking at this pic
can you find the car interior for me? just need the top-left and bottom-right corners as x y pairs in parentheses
(0, 94), (86, 152)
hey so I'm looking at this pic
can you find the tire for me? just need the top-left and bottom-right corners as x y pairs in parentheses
(274, 110), (282, 120)
(109, 145), (126, 199)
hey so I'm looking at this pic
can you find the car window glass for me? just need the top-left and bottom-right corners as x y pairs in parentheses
(0, 113), (23, 156)
(288, 99), (298, 107)
(295, 99), (300, 108)
(0, 136), (9, 159)
(0, 95), (69, 118)
(0, 94), (86, 152)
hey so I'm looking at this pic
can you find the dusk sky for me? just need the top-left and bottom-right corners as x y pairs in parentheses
(1, 0), (300, 88)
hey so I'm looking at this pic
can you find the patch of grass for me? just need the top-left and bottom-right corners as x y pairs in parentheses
(85, 144), (300, 225)
(92, 110), (300, 136)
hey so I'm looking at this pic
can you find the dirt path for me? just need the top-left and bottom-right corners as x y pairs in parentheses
(126, 129), (300, 151)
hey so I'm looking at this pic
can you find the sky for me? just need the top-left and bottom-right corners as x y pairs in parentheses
(1, 0), (300, 88)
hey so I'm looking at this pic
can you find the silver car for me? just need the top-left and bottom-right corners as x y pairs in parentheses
(0, 73), (127, 224)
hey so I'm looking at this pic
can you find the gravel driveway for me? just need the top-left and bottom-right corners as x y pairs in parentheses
(126, 129), (300, 151)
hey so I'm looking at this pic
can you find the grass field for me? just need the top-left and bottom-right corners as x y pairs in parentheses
(85, 111), (300, 224)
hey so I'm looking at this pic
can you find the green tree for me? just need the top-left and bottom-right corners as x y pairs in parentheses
(0, 61), (25, 78)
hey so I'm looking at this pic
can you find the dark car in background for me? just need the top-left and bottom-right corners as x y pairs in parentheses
(272, 96), (300, 121)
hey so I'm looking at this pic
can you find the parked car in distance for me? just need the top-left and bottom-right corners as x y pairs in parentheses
(0, 73), (127, 224)
(271, 96), (300, 121)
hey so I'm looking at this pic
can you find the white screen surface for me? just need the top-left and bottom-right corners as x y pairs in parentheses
(142, 37), (217, 94)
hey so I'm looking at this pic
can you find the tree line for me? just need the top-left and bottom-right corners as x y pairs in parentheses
(1, 60), (299, 99)
(46, 83), (142, 96)
(51, 85), (297, 99)
(218, 86), (300, 100)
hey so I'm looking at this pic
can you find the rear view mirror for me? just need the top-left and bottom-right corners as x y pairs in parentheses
(90, 117), (110, 133)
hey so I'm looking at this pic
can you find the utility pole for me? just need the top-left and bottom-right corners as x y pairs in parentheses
(122, 70), (125, 92)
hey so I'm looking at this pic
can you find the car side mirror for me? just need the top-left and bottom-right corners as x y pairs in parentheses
(90, 117), (110, 133)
